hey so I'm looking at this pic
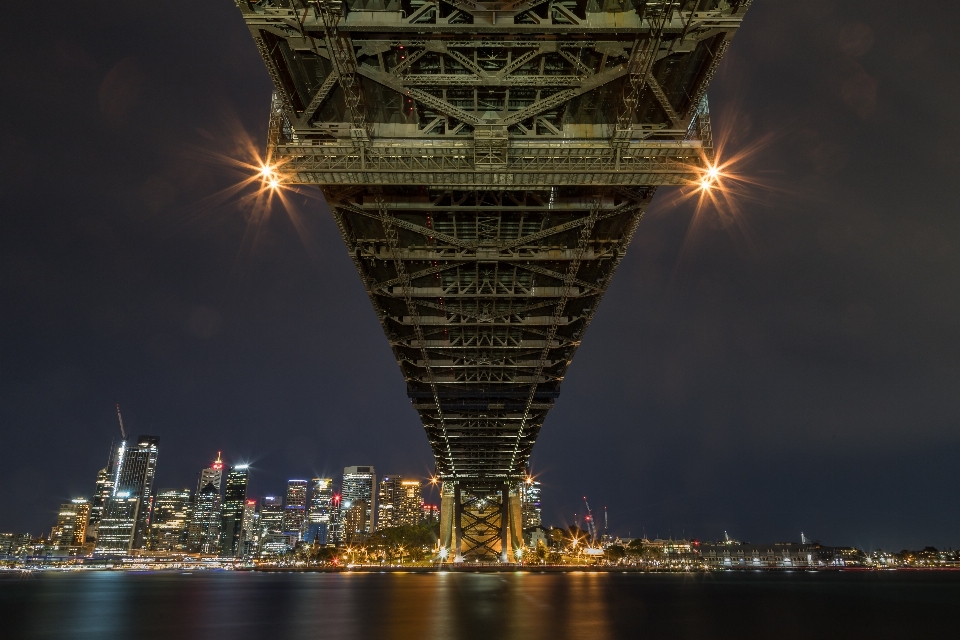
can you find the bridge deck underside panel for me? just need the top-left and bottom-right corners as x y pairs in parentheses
(235, 0), (748, 485)
(326, 186), (652, 479)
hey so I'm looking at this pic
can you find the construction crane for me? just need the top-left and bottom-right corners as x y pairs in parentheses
(583, 497), (597, 542)
(115, 404), (127, 440)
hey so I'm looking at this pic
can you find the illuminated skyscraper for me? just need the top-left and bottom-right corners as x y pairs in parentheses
(220, 465), (249, 558)
(376, 475), (403, 530)
(86, 463), (115, 546)
(239, 499), (259, 557)
(342, 467), (375, 534)
(259, 496), (284, 535)
(187, 453), (224, 554)
(50, 499), (90, 555)
(283, 480), (308, 539)
(95, 496), (141, 554)
(397, 480), (423, 527)
(198, 452), (224, 493)
(343, 499), (369, 545)
(329, 493), (344, 545)
(521, 479), (542, 529)
(95, 435), (160, 554)
(148, 489), (192, 552)
(305, 478), (333, 545)
(259, 496), (290, 557)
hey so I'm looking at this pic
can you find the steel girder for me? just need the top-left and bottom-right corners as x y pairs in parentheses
(235, 0), (749, 486)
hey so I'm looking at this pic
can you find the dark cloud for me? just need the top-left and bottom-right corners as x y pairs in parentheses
(99, 58), (144, 123)
(0, 1), (958, 550)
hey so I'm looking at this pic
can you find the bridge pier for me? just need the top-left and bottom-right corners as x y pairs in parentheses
(439, 481), (525, 563)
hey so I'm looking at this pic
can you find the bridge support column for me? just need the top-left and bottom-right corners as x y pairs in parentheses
(439, 482), (456, 563)
(454, 484), (464, 563)
(499, 485), (510, 563)
(508, 484), (524, 560)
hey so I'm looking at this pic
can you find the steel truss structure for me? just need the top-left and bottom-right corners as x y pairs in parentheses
(235, 0), (749, 560)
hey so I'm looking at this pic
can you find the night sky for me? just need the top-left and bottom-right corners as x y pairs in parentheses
(2, 1), (958, 551)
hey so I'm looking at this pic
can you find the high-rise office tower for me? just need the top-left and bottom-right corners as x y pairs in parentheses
(87, 462), (115, 545)
(376, 475), (403, 530)
(50, 499), (90, 555)
(329, 493), (343, 545)
(521, 479), (542, 529)
(95, 435), (160, 554)
(259, 496), (284, 535)
(239, 499), (259, 557)
(199, 451), (224, 493)
(341, 467), (375, 534)
(282, 480), (308, 538)
(397, 480), (423, 527)
(187, 454), (224, 554)
(148, 489), (192, 552)
(305, 478), (333, 545)
(95, 496), (141, 554)
(343, 499), (368, 545)
(258, 495), (289, 557)
(220, 465), (249, 558)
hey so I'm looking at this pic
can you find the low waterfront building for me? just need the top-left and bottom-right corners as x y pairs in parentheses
(422, 503), (439, 524)
(0, 533), (34, 557)
(700, 542), (824, 568)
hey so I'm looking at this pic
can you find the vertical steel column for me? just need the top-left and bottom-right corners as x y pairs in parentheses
(454, 483), (464, 563)
(499, 484), (510, 563)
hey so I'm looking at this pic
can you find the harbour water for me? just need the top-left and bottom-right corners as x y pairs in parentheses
(2, 570), (957, 639)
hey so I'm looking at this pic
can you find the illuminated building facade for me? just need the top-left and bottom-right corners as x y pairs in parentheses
(259, 496), (284, 535)
(187, 454), (224, 554)
(233, 0), (750, 561)
(198, 452), (224, 493)
(521, 479), (542, 529)
(376, 475), (403, 530)
(422, 503), (440, 525)
(342, 467), (375, 534)
(95, 496), (141, 554)
(0, 533), (34, 558)
(95, 435), (160, 554)
(86, 464), (114, 546)
(148, 489), (192, 552)
(343, 499), (369, 544)
(329, 494), (344, 545)
(283, 479), (308, 538)
(258, 495), (288, 556)
(220, 465), (250, 557)
(397, 480), (424, 527)
(240, 499), (260, 556)
(305, 478), (333, 545)
(50, 499), (90, 555)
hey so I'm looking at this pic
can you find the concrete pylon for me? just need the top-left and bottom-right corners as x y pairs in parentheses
(439, 482), (455, 563)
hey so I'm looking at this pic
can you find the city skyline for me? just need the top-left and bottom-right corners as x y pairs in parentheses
(2, 0), (959, 554)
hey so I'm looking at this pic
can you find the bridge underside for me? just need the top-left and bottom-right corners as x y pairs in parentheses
(236, 0), (748, 561)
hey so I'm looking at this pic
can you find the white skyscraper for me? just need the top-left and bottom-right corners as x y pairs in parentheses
(341, 466), (375, 534)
